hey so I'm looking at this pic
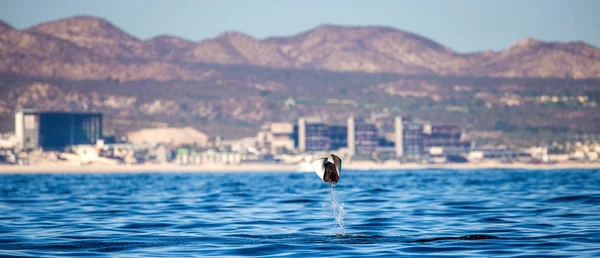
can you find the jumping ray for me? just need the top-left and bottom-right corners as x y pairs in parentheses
(311, 154), (342, 184)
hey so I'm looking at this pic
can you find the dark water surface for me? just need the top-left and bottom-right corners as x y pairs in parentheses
(1, 169), (599, 257)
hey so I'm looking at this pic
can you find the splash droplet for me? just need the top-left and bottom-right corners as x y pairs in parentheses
(328, 183), (346, 236)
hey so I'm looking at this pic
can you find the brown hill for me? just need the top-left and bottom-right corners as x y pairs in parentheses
(27, 16), (146, 60)
(1, 16), (600, 79)
(468, 38), (600, 78)
(0, 21), (111, 78)
(0, 20), (14, 33)
(142, 35), (195, 61)
(263, 24), (465, 74)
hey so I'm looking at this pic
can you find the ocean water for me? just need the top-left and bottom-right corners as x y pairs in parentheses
(1, 169), (599, 257)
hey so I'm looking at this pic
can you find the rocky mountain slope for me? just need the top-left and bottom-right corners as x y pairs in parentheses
(1, 16), (599, 80)
(1, 16), (599, 146)
(1, 69), (599, 145)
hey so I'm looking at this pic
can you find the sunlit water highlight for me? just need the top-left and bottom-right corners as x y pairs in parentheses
(1, 169), (599, 257)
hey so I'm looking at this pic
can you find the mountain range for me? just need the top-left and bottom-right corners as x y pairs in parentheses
(1, 16), (600, 81)
(1, 16), (599, 145)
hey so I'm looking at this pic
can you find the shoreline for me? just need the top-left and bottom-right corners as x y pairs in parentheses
(1, 162), (599, 174)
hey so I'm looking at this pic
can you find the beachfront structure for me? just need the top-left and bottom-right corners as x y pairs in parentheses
(347, 117), (378, 155)
(296, 116), (380, 154)
(0, 133), (18, 150)
(15, 110), (102, 151)
(295, 117), (351, 153)
(329, 125), (348, 151)
(394, 116), (473, 160)
(257, 122), (295, 154)
(469, 148), (520, 161)
(399, 119), (425, 160)
(297, 117), (331, 152)
(394, 116), (425, 160)
(394, 116), (403, 158)
(175, 149), (243, 165)
(294, 115), (473, 160)
(423, 124), (472, 156)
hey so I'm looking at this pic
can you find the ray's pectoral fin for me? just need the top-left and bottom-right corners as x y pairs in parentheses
(330, 154), (342, 176)
(311, 157), (328, 182)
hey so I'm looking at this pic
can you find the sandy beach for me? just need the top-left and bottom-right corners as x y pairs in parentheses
(1, 161), (599, 174)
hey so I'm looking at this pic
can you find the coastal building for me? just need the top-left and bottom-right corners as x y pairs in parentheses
(293, 115), (473, 161)
(295, 117), (350, 153)
(297, 117), (330, 152)
(394, 116), (425, 160)
(227, 137), (260, 154)
(15, 110), (102, 151)
(394, 116), (403, 158)
(400, 120), (425, 161)
(423, 124), (472, 156)
(347, 117), (378, 155)
(257, 122), (295, 154)
(468, 148), (520, 161)
(329, 125), (348, 151)
(394, 116), (473, 161)
(0, 133), (18, 150)
(198, 150), (243, 165)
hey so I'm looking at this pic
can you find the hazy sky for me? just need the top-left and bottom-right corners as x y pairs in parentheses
(1, 0), (598, 53)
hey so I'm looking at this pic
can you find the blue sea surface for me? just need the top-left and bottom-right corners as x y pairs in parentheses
(1, 169), (599, 257)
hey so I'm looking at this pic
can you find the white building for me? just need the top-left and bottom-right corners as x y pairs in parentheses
(258, 122), (295, 154)
(0, 133), (18, 150)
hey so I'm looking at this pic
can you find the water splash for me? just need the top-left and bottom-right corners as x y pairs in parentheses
(326, 183), (346, 236)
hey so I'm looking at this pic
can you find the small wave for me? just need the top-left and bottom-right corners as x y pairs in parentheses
(400, 246), (473, 253)
(412, 234), (499, 243)
(280, 198), (316, 204)
(225, 243), (298, 256)
(120, 222), (174, 229)
(347, 199), (388, 205)
(368, 187), (391, 193)
(227, 233), (597, 245)
(545, 195), (600, 203)
(480, 217), (513, 223)
(551, 213), (588, 218)
(364, 217), (392, 223)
